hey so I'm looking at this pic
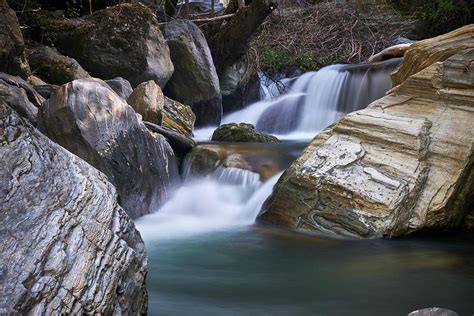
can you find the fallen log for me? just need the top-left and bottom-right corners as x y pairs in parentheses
(144, 121), (196, 153)
(367, 43), (412, 63)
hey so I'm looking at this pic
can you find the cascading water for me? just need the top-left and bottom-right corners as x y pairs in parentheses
(136, 164), (282, 240)
(138, 59), (402, 240)
(195, 58), (402, 140)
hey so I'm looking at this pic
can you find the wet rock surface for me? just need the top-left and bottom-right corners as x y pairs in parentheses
(0, 103), (147, 314)
(39, 78), (180, 218)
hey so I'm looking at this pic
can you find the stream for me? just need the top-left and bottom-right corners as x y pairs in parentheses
(136, 59), (474, 315)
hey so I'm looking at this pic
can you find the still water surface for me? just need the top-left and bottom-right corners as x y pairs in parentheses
(144, 228), (474, 316)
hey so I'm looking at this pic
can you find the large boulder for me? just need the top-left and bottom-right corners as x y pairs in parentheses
(0, 104), (147, 314)
(38, 3), (174, 87)
(212, 123), (279, 143)
(27, 46), (90, 85)
(39, 78), (180, 218)
(162, 19), (222, 126)
(0, 0), (30, 78)
(260, 28), (474, 238)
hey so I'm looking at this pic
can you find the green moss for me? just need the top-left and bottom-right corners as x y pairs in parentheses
(212, 123), (279, 143)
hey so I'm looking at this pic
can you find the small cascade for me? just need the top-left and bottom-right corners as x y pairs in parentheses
(211, 166), (261, 188)
(135, 169), (280, 240)
(194, 58), (401, 140)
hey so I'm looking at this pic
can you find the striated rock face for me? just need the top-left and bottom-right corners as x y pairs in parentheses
(128, 80), (164, 125)
(392, 24), (474, 86)
(260, 29), (474, 238)
(39, 78), (180, 218)
(0, 104), (147, 314)
(27, 46), (91, 85)
(162, 19), (222, 126)
(0, 0), (30, 78)
(212, 123), (279, 143)
(40, 3), (174, 87)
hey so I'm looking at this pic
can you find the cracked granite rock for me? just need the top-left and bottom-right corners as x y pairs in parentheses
(0, 104), (147, 314)
(259, 26), (474, 238)
(39, 78), (180, 218)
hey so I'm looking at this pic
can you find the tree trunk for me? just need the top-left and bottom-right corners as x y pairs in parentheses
(203, 0), (276, 74)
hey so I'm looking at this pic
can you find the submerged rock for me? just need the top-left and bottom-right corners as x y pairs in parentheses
(0, 0), (30, 78)
(38, 3), (174, 87)
(162, 19), (222, 126)
(0, 104), (147, 314)
(27, 46), (91, 85)
(407, 308), (460, 316)
(212, 123), (279, 143)
(39, 78), (180, 218)
(105, 77), (133, 100)
(183, 143), (286, 181)
(260, 26), (474, 238)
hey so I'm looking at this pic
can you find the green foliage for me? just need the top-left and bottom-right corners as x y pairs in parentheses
(390, 0), (474, 37)
(260, 49), (290, 74)
(260, 48), (321, 75)
(415, 0), (473, 36)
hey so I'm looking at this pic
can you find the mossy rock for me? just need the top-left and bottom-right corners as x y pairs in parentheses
(32, 3), (173, 87)
(211, 123), (279, 143)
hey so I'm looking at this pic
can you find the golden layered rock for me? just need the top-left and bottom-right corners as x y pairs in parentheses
(260, 28), (474, 238)
(392, 24), (474, 86)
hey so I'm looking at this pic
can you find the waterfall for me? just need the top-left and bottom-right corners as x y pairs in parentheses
(194, 58), (401, 141)
(135, 167), (280, 240)
(211, 166), (261, 187)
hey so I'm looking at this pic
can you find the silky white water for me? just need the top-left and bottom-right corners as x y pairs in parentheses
(194, 58), (401, 141)
(136, 167), (282, 240)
